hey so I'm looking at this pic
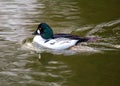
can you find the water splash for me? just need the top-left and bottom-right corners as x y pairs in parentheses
(21, 40), (100, 56)
(86, 19), (120, 36)
(76, 19), (120, 51)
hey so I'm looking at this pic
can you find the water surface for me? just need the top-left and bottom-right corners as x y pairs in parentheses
(0, 0), (120, 86)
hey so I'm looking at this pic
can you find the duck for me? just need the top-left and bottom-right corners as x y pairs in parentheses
(32, 23), (96, 50)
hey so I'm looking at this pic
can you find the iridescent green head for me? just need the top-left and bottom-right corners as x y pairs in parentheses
(33, 23), (54, 39)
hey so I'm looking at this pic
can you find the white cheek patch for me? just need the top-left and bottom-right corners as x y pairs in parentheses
(37, 30), (40, 34)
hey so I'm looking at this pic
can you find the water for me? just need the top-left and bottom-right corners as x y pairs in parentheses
(0, 0), (120, 86)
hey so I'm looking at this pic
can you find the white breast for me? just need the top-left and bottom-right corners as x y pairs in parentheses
(33, 35), (78, 50)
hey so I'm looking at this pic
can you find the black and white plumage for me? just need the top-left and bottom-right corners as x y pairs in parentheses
(33, 23), (97, 50)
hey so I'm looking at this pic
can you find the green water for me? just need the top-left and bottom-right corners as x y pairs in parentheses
(0, 0), (120, 86)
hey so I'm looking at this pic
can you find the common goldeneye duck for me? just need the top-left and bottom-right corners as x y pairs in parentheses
(32, 23), (96, 50)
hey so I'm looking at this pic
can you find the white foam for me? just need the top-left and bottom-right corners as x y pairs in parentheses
(70, 45), (100, 53)
(114, 45), (120, 49)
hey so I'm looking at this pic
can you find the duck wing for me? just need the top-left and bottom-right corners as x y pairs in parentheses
(53, 33), (91, 45)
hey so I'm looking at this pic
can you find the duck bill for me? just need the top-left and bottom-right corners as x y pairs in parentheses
(32, 31), (38, 35)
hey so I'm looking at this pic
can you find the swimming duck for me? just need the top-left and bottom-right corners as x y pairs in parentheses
(32, 23), (96, 50)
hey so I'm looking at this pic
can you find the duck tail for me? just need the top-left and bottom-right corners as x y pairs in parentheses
(75, 36), (98, 45)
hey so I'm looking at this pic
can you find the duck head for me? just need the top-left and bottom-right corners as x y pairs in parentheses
(33, 23), (54, 39)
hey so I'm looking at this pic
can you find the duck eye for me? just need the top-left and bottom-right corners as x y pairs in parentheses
(37, 30), (40, 34)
